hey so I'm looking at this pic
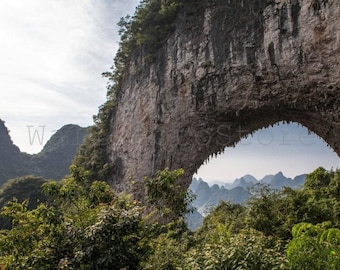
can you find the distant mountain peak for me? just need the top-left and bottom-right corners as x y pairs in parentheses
(0, 119), (16, 148)
(188, 173), (307, 228)
(198, 171), (306, 191)
(0, 120), (88, 184)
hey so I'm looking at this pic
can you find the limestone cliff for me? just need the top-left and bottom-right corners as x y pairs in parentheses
(107, 0), (340, 197)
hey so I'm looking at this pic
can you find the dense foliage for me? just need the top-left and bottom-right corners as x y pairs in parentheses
(0, 166), (146, 269)
(1, 167), (340, 269)
(0, 176), (49, 229)
(145, 168), (195, 221)
(287, 222), (340, 269)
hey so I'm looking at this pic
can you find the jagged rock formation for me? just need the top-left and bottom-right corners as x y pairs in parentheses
(107, 0), (340, 198)
(0, 120), (88, 184)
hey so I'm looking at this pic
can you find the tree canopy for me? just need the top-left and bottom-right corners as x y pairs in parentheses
(1, 167), (340, 269)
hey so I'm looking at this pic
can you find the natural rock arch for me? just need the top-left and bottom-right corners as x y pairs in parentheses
(107, 0), (340, 198)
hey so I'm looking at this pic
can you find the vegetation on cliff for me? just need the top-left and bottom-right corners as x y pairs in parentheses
(74, 0), (186, 182)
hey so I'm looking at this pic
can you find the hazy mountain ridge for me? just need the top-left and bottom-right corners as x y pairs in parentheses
(191, 172), (306, 215)
(31, 124), (89, 180)
(187, 172), (306, 230)
(0, 119), (88, 184)
(210, 171), (307, 190)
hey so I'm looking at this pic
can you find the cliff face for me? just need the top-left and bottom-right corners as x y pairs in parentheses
(0, 120), (33, 184)
(107, 0), (340, 196)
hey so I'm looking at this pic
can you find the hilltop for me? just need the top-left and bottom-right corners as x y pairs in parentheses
(0, 119), (88, 184)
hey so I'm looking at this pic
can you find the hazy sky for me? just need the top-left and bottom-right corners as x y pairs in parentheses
(0, 1), (339, 183)
(0, 0), (139, 153)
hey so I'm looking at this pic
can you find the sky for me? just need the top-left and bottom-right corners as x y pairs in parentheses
(0, 1), (339, 183)
(0, 0), (139, 153)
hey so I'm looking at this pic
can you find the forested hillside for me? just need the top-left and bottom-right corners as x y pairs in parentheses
(31, 124), (88, 180)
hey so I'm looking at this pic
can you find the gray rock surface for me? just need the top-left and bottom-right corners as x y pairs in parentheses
(107, 0), (340, 199)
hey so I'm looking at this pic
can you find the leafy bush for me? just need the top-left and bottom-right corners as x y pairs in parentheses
(0, 176), (49, 229)
(0, 167), (145, 269)
(287, 222), (340, 270)
(145, 167), (195, 221)
(185, 229), (288, 270)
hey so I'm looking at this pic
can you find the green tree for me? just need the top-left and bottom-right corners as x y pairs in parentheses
(72, 194), (145, 269)
(145, 167), (195, 221)
(0, 176), (49, 229)
(142, 229), (192, 270)
(299, 168), (338, 225)
(304, 166), (332, 191)
(0, 166), (146, 269)
(287, 222), (340, 270)
(0, 201), (66, 269)
(246, 185), (287, 237)
(198, 201), (246, 238)
(185, 229), (288, 270)
(142, 168), (197, 269)
(245, 168), (340, 239)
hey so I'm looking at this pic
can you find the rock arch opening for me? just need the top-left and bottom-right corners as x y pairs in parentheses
(167, 108), (340, 195)
(187, 121), (339, 229)
(193, 121), (340, 185)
